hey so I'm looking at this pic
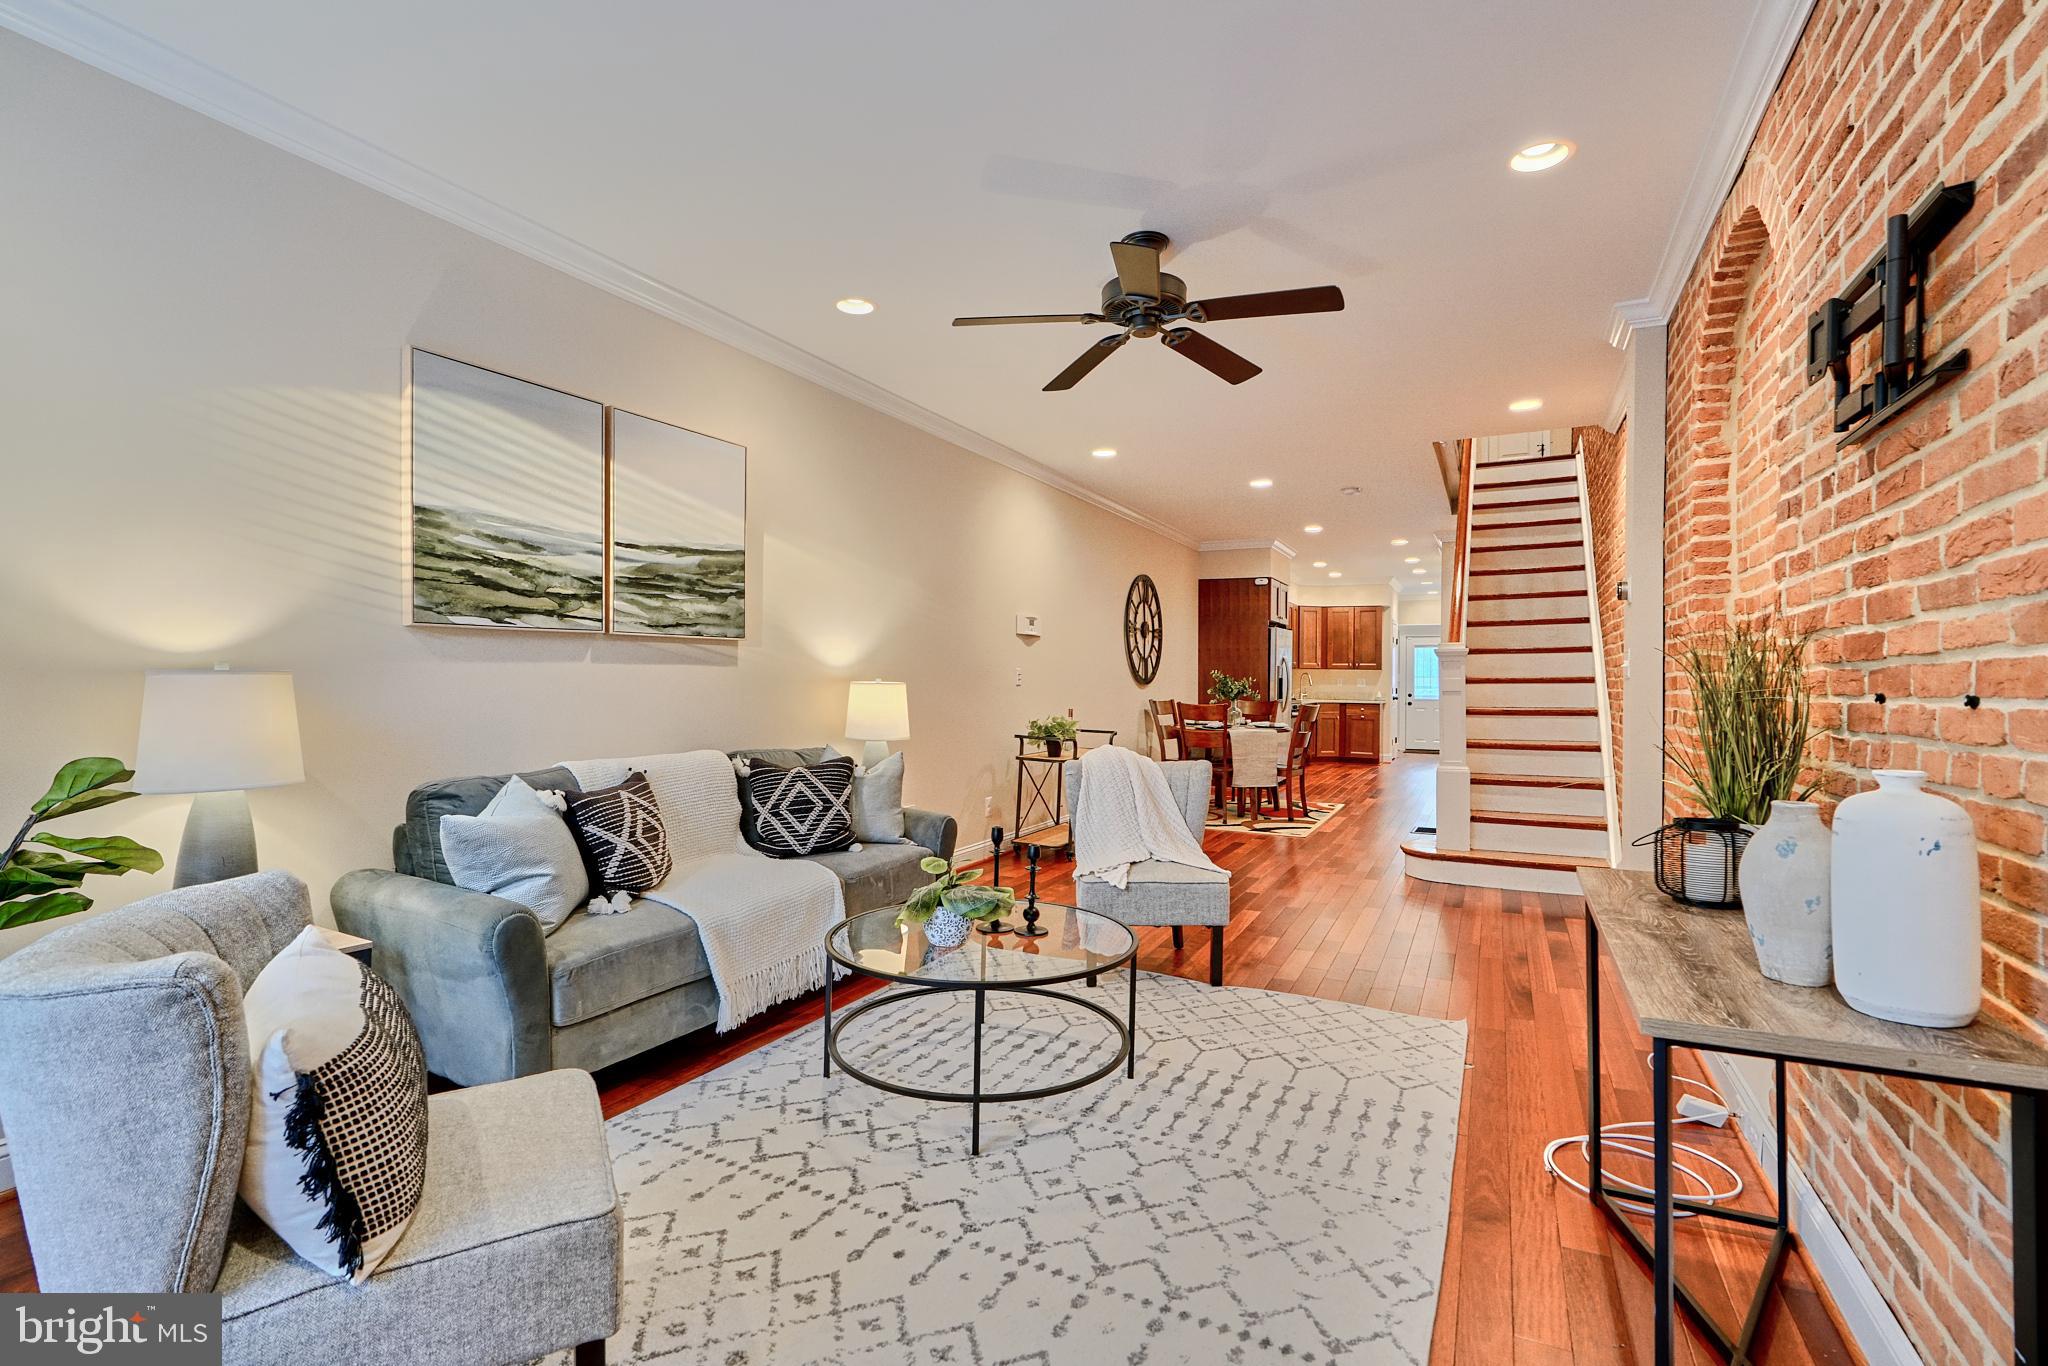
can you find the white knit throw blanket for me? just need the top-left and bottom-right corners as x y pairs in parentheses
(563, 750), (844, 1032)
(1072, 746), (1223, 891)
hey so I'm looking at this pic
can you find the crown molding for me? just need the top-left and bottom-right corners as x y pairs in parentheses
(1606, 0), (1814, 340)
(0, 0), (1199, 551)
(1198, 539), (1297, 559)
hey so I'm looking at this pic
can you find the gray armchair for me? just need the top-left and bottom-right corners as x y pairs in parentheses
(1065, 758), (1233, 985)
(0, 871), (621, 1365)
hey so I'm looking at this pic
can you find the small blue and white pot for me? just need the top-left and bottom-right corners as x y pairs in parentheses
(1735, 801), (1832, 987)
(924, 906), (972, 949)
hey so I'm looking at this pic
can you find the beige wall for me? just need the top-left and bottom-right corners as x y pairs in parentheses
(1397, 594), (1441, 626)
(1198, 545), (1293, 582)
(0, 35), (1197, 949)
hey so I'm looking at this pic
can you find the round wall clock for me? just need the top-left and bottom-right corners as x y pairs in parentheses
(1123, 574), (1163, 685)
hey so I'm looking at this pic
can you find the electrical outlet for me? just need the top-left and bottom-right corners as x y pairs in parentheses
(983, 796), (993, 816)
(1014, 668), (1023, 687)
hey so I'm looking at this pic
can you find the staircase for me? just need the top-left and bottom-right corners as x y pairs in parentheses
(1402, 432), (1617, 894)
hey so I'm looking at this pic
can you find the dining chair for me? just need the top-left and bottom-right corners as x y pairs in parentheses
(1148, 698), (1181, 760)
(1223, 724), (1289, 824)
(1174, 702), (1231, 809)
(1280, 703), (1319, 819)
(1239, 699), (1280, 724)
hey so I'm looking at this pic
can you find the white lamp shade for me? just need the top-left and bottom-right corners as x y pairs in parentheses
(134, 670), (305, 794)
(845, 680), (910, 741)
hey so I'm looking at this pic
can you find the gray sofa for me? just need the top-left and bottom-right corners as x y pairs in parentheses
(333, 747), (958, 1087)
(0, 871), (620, 1365)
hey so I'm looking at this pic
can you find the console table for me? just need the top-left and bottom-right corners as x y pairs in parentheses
(1577, 867), (2046, 1366)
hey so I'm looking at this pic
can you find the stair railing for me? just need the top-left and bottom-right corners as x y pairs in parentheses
(1436, 437), (1477, 853)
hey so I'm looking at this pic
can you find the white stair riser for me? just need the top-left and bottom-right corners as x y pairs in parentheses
(1468, 594), (1588, 623)
(1468, 747), (1603, 778)
(1470, 822), (1611, 858)
(1469, 712), (1602, 744)
(1469, 522), (1579, 544)
(1468, 680), (1597, 707)
(1472, 470), (1577, 494)
(1470, 505), (1578, 529)
(1472, 784), (1607, 818)
(1466, 569), (1586, 595)
(1465, 651), (1595, 679)
(1468, 545), (1585, 572)
(1466, 621), (1593, 649)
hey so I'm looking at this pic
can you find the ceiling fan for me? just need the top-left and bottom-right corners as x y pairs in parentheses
(952, 231), (1344, 391)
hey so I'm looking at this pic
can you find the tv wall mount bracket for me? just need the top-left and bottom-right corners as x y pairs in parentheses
(1805, 180), (1974, 446)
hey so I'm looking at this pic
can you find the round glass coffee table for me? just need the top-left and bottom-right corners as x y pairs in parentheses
(823, 902), (1138, 1154)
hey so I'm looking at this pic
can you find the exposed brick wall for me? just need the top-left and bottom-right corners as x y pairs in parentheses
(1659, 2), (2048, 1360)
(1580, 421), (1629, 810)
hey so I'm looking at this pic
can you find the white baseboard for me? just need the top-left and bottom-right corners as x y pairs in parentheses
(1702, 1055), (1920, 1366)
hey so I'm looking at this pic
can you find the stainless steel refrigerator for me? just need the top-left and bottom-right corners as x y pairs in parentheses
(1268, 626), (1293, 708)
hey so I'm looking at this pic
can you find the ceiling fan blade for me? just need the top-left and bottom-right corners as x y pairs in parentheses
(1044, 332), (1128, 391)
(953, 313), (1102, 326)
(1160, 329), (1262, 384)
(1109, 239), (1163, 300)
(1187, 285), (1345, 322)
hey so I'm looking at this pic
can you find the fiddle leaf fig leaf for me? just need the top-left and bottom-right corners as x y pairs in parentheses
(0, 891), (92, 930)
(0, 863), (76, 900)
(31, 758), (134, 816)
(28, 834), (164, 874)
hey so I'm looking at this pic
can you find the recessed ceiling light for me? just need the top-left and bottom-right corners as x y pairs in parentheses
(1092, 447), (1117, 459)
(1412, 567), (1428, 575)
(835, 297), (875, 314)
(1390, 538), (1409, 546)
(1303, 524), (1323, 534)
(1404, 556), (1421, 564)
(1328, 571), (1342, 578)
(1248, 477), (1273, 488)
(1509, 397), (1544, 413)
(1339, 485), (1361, 496)
(1311, 560), (1327, 568)
(1510, 140), (1574, 173)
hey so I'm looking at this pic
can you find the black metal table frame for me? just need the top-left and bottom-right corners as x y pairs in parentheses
(1586, 916), (2044, 1366)
(823, 935), (1138, 1155)
(1011, 728), (1117, 854)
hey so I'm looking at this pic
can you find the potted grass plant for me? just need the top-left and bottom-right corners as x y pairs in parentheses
(1663, 621), (1822, 920)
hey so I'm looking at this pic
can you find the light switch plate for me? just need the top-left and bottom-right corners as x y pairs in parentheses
(1016, 613), (1042, 637)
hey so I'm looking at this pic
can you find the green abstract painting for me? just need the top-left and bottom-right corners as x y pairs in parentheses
(606, 409), (747, 639)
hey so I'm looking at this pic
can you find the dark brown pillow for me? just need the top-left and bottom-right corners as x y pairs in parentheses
(563, 771), (672, 894)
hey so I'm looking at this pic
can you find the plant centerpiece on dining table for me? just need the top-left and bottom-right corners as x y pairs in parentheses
(1026, 715), (1079, 757)
(898, 855), (1016, 949)
(1206, 670), (1261, 727)
(1662, 620), (1821, 919)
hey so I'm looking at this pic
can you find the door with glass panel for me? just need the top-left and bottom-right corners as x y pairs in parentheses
(1401, 630), (1442, 751)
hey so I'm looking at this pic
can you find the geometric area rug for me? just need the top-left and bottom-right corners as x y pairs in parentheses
(548, 973), (1468, 1365)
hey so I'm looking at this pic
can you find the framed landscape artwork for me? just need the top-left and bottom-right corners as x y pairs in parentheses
(605, 409), (748, 639)
(406, 350), (606, 631)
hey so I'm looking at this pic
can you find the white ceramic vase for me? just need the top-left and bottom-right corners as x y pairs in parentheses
(1735, 801), (1832, 986)
(1830, 770), (1981, 1027)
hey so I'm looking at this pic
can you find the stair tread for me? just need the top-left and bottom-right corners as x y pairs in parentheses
(1401, 832), (1605, 871)
(1468, 707), (1598, 716)
(1478, 453), (1576, 470)
(1468, 739), (1600, 752)
(1472, 474), (1579, 491)
(1472, 517), (1580, 530)
(1472, 775), (1605, 789)
(1471, 539), (1582, 553)
(1472, 495), (1579, 510)
(1468, 675), (1597, 683)
(1469, 564), (1585, 575)
(1469, 589), (1586, 601)
(1467, 622), (1593, 632)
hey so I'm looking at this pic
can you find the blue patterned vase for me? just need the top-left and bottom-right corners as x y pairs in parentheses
(924, 906), (971, 949)
(1735, 801), (1832, 986)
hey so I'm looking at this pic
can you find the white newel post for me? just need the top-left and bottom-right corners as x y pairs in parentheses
(1436, 642), (1472, 851)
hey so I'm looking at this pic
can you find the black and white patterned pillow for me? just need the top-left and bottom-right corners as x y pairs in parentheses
(564, 771), (672, 895)
(241, 927), (430, 1282)
(740, 756), (856, 857)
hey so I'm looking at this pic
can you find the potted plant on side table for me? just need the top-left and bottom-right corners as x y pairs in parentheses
(898, 857), (1016, 949)
(1026, 715), (1079, 758)
(1663, 622), (1825, 980)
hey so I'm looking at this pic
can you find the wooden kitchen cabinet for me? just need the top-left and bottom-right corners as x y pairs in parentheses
(1323, 608), (1353, 668)
(1296, 605), (1324, 668)
(1340, 703), (1381, 761)
(1293, 605), (1384, 670)
(1312, 704), (1342, 758)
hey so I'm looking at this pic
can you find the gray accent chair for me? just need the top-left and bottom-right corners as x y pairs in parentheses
(0, 871), (621, 1365)
(1064, 759), (1233, 985)
(333, 750), (959, 1087)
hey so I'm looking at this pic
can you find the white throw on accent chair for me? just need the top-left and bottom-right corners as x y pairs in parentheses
(1063, 759), (1233, 985)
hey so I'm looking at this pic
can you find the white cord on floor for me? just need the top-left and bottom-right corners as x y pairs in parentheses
(1543, 1060), (1745, 1217)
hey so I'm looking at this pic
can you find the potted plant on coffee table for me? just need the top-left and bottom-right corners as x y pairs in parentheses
(1026, 715), (1079, 758)
(898, 856), (1016, 949)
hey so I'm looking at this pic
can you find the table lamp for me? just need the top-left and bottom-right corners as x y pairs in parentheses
(134, 668), (304, 887)
(845, 679), (909, 768)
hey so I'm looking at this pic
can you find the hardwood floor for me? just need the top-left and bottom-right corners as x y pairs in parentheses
(0, 756), (1860, 1364)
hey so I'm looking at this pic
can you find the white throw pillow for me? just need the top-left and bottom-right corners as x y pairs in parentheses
(828, 746), (907, 844)
(241, 925), (429, 1283)
(439, 775), (589, 933)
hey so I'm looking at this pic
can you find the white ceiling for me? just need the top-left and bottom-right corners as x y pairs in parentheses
(9, 1), (1776, 587)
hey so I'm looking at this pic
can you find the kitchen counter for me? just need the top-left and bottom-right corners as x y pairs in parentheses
(1298, 696), (1385, 705)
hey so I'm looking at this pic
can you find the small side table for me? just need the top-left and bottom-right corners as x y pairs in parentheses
(328, 930), (373, 967)
(1011, 728), (1117, 857)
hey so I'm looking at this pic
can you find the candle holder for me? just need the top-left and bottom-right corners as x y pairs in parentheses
(1015, 842), (1048, 937)
(977, 825), (1016, 934)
